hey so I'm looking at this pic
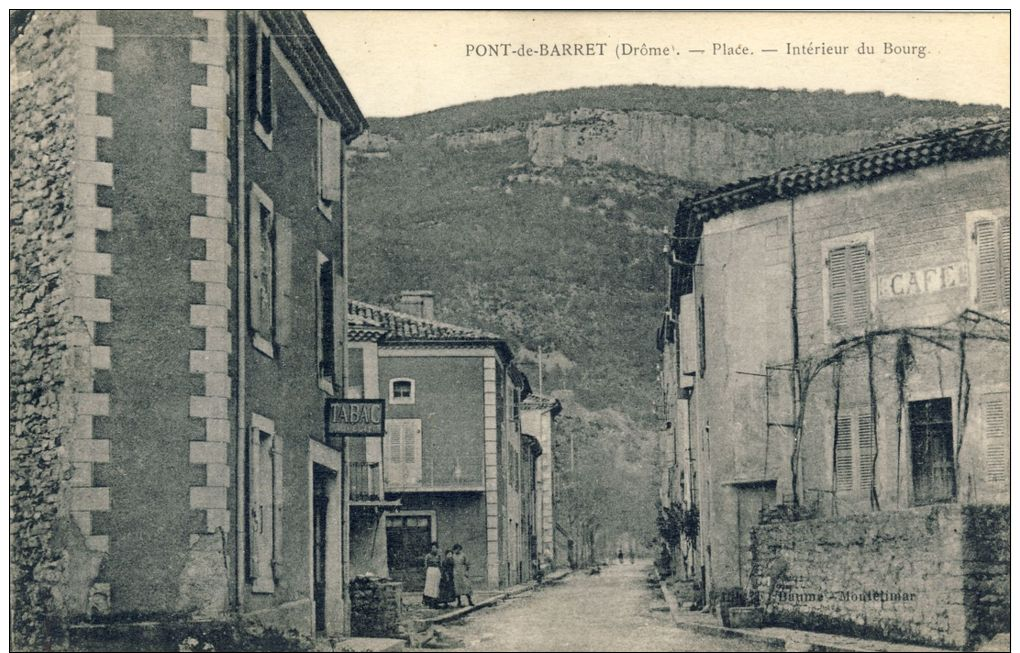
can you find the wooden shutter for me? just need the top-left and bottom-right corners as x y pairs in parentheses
(319, 116), (342, 202)
(982, 393), (1008, 484)
(828, 246), (849, 330)
(248, 194), (263, 333)
(247, 426), (262, 581)
(848, 243), (870, 327)
(835, 415), (854, 493)
(999, 216), (1010, 307)
(275, 214), (292, 345)
(385, 420), (404, 485)
(331, 263), (345, 390)
(975, 219), (1000, 309)
(407, 420), (423, 485)
(857, 411), (875, 492)
(271, 434), (284, 582)
(697, 297), (706, 377)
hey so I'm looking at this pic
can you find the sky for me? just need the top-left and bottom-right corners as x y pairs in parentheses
(307, 11), (1010, 118)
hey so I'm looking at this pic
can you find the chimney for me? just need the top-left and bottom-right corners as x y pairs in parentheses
(397, 290), (435, 320)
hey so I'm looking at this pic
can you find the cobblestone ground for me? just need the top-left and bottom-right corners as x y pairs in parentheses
(434, 561), (760, 652)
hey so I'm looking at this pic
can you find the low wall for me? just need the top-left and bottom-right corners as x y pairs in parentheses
(750, 503), (1009, 649)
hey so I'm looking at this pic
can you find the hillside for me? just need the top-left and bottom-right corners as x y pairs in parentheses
(345, 85), (1002, 545)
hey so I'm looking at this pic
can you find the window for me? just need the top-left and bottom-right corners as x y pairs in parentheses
(968, 210), (1010, 311)
(834, 406), (875, 496)
(248, 185), (292, 357)
(248, 414), (283, 593)
(249, 17), (274, 148)
(980, 393), (1009, 486)
(249, 184), (275, 355)
(909, 398), (955, 505)
(384, 419), (422, 486)
(318, 112), (342, 217)
(827, 241), (871, 334)
(317, 253), (335, 390)
(389, 379), (415, 404)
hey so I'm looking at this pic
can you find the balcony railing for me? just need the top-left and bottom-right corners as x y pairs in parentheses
(350, 462), (383, 502)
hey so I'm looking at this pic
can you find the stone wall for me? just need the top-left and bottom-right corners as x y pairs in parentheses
(750, 504), (1010, 649)
(10, 10), (100, 648)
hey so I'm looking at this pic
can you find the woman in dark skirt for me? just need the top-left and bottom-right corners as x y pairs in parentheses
(438, 549), (457, 607)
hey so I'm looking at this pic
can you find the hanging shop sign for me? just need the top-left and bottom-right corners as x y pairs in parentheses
(325, 398), (385, 437)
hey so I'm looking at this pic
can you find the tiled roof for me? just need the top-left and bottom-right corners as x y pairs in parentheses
(522, 394), (562, 415)
(672, 121), (1009, 260)
(348, 300), (503, 343)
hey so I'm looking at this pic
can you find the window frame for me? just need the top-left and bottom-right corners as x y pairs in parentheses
(252, 17), (274, 150)
(389, 378), (416, 404)
(248, 183), (276, 358)
(966, 208), (1010, 313)
(821, 232), (876, 343)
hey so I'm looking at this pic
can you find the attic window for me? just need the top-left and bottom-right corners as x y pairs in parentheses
(390, 379), (415, 404)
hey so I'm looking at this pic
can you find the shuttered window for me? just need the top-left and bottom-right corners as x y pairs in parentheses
(318, 113), (342, 206)
(255, 26), (273, 134)
(834, 415), (854, 493)
(249, 184), (275, 355)
(384, 419), (422, 486)
(973, 215), (1010, 311)
(834, 407), (875, 496)
(248, 417), (283, 593)
(981, 393), (1009, 485)
(828, 242), (871, 332)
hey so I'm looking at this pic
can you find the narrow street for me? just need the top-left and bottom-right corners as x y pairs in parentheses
(433, 562), (758, 652)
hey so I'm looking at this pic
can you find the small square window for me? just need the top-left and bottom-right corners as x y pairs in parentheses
(390, 379), (415, 404)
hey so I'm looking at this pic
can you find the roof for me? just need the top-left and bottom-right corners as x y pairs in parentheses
(259, 11), (368, 142)
(522, 394), (562, 416)
(348, 299), (531, 395)
(672, 120), (1009, 263)
(349, 300), (503, 343)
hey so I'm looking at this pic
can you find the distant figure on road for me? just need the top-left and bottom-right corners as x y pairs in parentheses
(629, 549), (635, 564)
(438, 549), (457, 606)
(617, 548), (624, 564)
(423, 541), (442, 608)
(452, 544), (475, 607)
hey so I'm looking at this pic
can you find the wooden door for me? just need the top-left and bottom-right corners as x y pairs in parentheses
(910, 398), (956, 505)
(386, 515), (432, 592)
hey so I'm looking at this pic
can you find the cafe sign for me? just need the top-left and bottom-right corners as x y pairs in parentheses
(325, 398), (385, 437)
(879, 261), (968, 299)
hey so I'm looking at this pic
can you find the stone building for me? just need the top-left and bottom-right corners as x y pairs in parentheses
(659, 121), (1009, 648)
(521, 394), (563, 567)
(347, 293), (535, 591)
(10, 10), (366, 643)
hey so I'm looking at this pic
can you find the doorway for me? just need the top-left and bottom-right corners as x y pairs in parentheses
(385, 514), (433, 592)
(909, 398), (955, 505)
(312, 467), (331, 632)
(734, 481), (776, 589)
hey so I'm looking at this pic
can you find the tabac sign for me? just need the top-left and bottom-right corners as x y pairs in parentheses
(325, 398), (385, 437)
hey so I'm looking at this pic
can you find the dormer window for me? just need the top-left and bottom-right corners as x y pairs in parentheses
(390, 379), (415, 404)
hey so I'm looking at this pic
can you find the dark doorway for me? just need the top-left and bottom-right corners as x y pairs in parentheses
(312, 468), (330, 632)
(386, 515), (432, 592)
(909, 398), (955, 505)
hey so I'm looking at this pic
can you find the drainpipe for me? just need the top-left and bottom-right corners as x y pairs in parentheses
(787, 198), (802, 505)
(234, 9), (248, 613)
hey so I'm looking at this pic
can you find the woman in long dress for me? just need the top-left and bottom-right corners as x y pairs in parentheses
(451, 544), (474, 607)
(423, 542), (442, 608)
(438, 549), (456, 606)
